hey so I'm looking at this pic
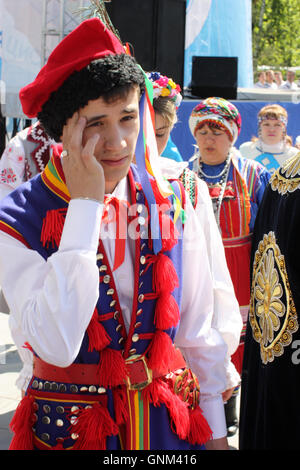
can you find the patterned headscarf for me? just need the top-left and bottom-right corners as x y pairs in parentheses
(189, 97), (242, 143)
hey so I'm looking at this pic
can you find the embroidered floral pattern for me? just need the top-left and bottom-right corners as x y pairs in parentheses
(250, 231), (298, 364)
(270, 152), (300, 195)
(1, 168), (17, 184)
(254, 249), (285, 345)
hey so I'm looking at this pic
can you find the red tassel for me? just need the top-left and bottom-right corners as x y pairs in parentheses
(71, 402), (119, 450)
(98, 348), (128, 388)
(142, 379), (189, 440)
(87, 309), (111, 352)
(9, 395), (35, 450)
(159, 383), (190, 440)
(147, 331), (175, 375)
(141, 378), (163, 407)
(152, 253), (179, 293)
(112, 386), (129, 425)
(40, 208), (67, 248)
(154, 292), (180, 330)
(188, 406), (213, 445)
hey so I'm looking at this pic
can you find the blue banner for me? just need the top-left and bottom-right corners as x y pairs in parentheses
(184, 0), (253, 89)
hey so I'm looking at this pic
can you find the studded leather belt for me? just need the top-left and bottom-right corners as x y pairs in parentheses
(33, 349), (186, 391)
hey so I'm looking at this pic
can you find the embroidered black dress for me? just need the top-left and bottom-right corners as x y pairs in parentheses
(239, 152), (300, 449)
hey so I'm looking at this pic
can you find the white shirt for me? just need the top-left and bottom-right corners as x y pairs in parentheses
(254, 81), (265, 88)
(280, 80), (298, 90)
(264, 82), (278, 89)
(0, 164), (242, 440)
(239, 140), (299, 170)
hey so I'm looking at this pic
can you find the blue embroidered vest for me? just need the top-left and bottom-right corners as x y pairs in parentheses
(0, 157), (184, 368)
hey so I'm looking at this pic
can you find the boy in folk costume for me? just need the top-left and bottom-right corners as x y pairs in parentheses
(0, 19), (241, 450)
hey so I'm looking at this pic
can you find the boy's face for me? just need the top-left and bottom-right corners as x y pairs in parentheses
(79, 86), (140, 194)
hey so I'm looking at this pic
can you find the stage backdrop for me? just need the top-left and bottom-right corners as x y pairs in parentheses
(0, 0), (90, 118)
(184, 0), (253, 89)
(172, 100), (300, 163)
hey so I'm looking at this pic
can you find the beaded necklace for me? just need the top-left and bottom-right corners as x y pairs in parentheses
(196, 152), (231, 228)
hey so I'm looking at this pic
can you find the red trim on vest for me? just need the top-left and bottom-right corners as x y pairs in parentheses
(0, 221), (31, 248)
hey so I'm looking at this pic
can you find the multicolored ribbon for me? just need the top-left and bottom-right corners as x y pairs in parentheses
(135, 74), (183, 254)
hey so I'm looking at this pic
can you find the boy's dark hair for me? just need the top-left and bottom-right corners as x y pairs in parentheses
(38, 54), (145, 141)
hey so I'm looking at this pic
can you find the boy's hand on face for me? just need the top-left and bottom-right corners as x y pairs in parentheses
(61, 112), (105, 203)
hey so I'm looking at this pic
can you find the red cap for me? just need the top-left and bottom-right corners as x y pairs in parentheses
(19, 18), (125, 118)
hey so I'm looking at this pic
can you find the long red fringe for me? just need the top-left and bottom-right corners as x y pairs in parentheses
(98, 348), (128, 388)
(141, 378), (162, 407)
(112, 386), (129, 426)
(160, 384), (190, 440)
(142, 379), (189, 441)
(40, 208), (67, 248)
(87, 308), (111, 352)
(71, 402), (119, 450)
(9, 395), (35, 450)
(142, 379), (212, 446)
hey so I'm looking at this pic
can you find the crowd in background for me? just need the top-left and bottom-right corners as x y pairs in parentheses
(254, 69), (299, 90)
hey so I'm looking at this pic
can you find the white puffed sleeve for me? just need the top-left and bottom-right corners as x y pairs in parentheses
(0, 199), (103, 367)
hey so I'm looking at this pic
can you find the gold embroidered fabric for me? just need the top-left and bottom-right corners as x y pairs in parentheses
(270, 152), (300, 195)
(250, 231), (298, 364)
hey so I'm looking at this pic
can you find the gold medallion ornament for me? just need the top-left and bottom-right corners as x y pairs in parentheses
(270, 152), (300, 195)
(250, 231), (298, 364)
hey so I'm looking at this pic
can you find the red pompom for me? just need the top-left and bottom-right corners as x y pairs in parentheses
(154, 292), (180, 330)
(152, 253), (179, 293)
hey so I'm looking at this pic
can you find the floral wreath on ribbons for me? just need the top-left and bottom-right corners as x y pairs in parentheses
(188, 97), (241, 144)
(146, 72), (182, 109)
